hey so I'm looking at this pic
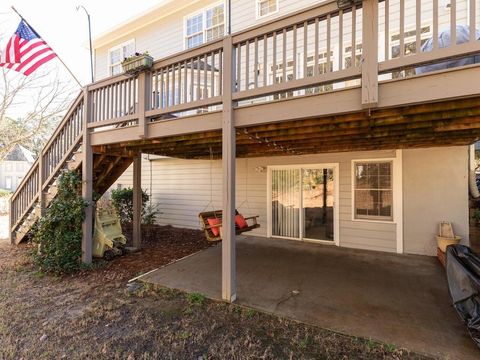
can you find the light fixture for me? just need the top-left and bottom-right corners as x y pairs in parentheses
(336, 0), (363, 10)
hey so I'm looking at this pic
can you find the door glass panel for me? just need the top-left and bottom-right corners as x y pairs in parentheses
(302, 168), (334, 241)
(271, 169), (300, 238)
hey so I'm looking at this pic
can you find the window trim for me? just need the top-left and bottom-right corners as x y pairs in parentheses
(255, 0), (279, 20)
(351, 157), (397, 224)
(183, 1), (226, 50)
(108, 39), (135, 76)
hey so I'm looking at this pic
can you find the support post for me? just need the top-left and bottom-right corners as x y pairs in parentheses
(38, 151), (45, 218)
(132, 155), (142, 248)
(8, 197), (13, 244)
(82, 88), (93, 264)
(137, 71), (151, 139)
(221, 36), (237, 302)
(361, 0), (379, 108)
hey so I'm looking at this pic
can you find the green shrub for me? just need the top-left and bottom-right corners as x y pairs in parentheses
(32, 170), (87, 274)
(110, 187), (160, 225)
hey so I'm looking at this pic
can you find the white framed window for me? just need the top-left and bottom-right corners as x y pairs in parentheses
(108, 39), (135, 76)
(184, 3), (225, 49)
(352, 161), (393, 221)
(256, 0), (279, 19)
(5, 176), (12, 190)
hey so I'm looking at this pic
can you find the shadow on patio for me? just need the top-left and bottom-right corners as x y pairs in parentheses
(140, 236), (479, 359)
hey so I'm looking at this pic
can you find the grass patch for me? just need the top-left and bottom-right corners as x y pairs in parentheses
(186, 292), (206, 306)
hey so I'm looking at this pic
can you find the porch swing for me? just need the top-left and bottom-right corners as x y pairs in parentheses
(198, 152), (260, 242)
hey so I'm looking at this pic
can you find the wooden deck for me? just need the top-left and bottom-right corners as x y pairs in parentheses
(9, 0), (480, 301)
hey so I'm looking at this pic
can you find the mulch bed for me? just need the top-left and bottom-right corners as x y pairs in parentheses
(80, 224), (215, 281)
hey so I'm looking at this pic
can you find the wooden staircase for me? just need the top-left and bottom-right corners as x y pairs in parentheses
(9, 92), (134, 244)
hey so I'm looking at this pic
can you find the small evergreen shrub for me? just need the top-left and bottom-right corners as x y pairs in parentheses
(32, 170), (87, 274)
(110, 187), (160, 225)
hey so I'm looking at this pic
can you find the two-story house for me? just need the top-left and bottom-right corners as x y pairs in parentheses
(91, 0), (477, 256)
(9, 0), (480, 305)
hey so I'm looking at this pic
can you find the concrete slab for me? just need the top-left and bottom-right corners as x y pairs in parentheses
(141, 236), (479, 359)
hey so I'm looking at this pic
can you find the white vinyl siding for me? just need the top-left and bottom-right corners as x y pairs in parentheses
(403, 146), (469, 256)
(113, 150), (399, 253)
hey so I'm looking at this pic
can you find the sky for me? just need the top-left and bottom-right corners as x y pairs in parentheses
(0, 0), (163, 85)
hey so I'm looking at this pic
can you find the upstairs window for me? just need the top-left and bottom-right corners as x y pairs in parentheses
(185, 3), (225, 49)
(257, 0), (279, 18)
(108, 39), (135, 76)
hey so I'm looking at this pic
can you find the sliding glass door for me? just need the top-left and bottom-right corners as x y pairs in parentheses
(270, 165), (337, 243)
(271, 169), (300, 238)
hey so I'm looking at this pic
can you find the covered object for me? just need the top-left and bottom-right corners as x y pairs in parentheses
(446, 245), (480, 347)
(416, 25), (480, 74)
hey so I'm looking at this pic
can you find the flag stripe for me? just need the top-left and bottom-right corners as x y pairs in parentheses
(16, 47), (53, 71)
(0, 20), (57, 76)
(23, 53), (57, 76)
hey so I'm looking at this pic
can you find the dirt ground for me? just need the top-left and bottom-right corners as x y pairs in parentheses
(0, 226), (432, 360)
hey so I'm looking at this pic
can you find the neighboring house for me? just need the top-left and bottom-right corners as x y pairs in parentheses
(0, 145), (35, 192)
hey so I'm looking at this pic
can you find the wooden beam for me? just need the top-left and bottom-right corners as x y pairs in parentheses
(82, 90), (93, 264)
(361, 0), (379, 108)
(221, 36), (236, 303)
(132, 156), (142, 248)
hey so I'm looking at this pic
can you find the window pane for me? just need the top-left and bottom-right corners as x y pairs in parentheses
(187, 14), (203, 36)
(123, 42), (135, 58)
(187, 34), (203, 48)
(354, 162), (393, 220)
(111, 64), (122, 76)
(206, 4), (224, 28)
(259, 0), (277, 17)
(379, 190), (393, 216)
(110, 49), (121, 64)
(206, 25), (224, 42)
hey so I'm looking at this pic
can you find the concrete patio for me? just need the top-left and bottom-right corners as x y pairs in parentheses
(140, 236), (479, 359)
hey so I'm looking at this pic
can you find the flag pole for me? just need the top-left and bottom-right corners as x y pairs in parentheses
(11, 6), (83, 88)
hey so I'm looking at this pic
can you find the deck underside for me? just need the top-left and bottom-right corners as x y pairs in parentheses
(93, 94), (480, 159)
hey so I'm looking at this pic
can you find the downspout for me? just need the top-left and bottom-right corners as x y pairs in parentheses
(469, 144), (480, 198)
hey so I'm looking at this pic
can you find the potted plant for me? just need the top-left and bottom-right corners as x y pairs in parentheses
(121, 52), (153, 75)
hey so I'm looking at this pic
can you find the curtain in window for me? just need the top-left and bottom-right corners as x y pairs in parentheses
(271, 169), (300, 238)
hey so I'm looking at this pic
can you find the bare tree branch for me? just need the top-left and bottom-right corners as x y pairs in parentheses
(0, 67), (77, 160)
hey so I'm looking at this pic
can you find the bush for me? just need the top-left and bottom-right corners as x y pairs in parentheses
(32, 171), (87, 274)
(110, 187), (160, 225)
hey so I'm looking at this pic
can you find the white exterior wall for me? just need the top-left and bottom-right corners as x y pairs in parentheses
(403, 146), (470, 256)
(113, 147), (470, 256)
(113, 149), (406, 254)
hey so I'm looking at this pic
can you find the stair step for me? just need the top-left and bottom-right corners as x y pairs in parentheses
(66, 158), (81, 171)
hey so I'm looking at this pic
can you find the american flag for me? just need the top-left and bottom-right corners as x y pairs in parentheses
(0, 19), (57, 76)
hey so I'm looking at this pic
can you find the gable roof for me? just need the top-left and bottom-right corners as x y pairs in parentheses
(5, 144), (35, 162)
(92, 0), (204, 49)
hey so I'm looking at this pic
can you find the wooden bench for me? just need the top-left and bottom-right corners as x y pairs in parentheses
(198, 209), (260, 242)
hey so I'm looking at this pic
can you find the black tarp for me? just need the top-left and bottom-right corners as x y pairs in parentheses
(446, 245), (480, 347)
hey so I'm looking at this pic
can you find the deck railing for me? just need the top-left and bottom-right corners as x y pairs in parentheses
(9, 0), (480, 241)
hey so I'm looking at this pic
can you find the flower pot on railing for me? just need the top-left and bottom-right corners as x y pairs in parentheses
(121, 53), (153, 75)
